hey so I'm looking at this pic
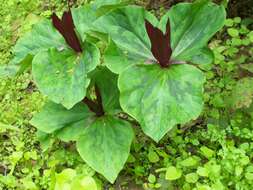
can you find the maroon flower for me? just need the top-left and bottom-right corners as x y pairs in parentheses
(52, 11), (82, 53)
(145, 19), (172, 67)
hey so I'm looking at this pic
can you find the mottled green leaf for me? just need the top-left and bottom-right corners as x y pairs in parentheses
(32, 43), (100, 109)
(92, 0), (129, 8)
(160, 2), (225, 61)
(30, 102), (94, 134)
(94, 0), (130, 17)
(90, 66), (121, 113)
(11, 19), (67, 65)
(72, 5), (97, 42)
(103, 39), (137, 74)
(94, 6), (158, 62)
(77, 116), (134, 183)
(118, 64), (205, 142)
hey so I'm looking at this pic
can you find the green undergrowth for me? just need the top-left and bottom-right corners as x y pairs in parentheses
(1, 0), (253, 189)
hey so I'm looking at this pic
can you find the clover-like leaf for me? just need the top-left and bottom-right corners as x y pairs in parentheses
(32, 42), (100, 109)
(77, 115), (134, 183)
(118, 64), (205, 142)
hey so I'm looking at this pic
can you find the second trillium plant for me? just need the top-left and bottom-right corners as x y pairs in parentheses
(11, 0), (226, 183)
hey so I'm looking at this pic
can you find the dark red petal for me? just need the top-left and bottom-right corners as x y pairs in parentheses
(51, 11), (82, 53)
(52, 13), (65, 36)
(145, 19), (172, 67)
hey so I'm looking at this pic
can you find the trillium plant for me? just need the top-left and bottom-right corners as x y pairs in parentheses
(10, 0), (226, 183)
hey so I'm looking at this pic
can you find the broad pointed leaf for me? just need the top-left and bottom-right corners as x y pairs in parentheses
(118, 64), (205, 142)
(30, 102), (94, 134)
(94, 6), (158, 61)
(159, 1), (225, 61)
(90, 66), (121, 113)
(92, 0), (129, 8)
(103, 39), (137, 74)
(92, 0), (130, 16)
(77, 115), (134, 183)
(32, 42), (100, 109)
(11, 20), (67, 65)
(72, 5), (98, 42)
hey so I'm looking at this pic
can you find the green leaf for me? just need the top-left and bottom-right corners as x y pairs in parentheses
(32, 43), (100, 109)
(71, 176), (98, 190)
(160, 1), (226, 61)
(245, 173), (253, 180)
(77, 116), (134, 183)
(36, 130), (55, 151)
(11, 19), (67, 65)
(200, 146), (214, 159)
(187, 47), (214, 65)
(185, 173), (199, 183)
(180, 157), (199, 167)
(104, 39), (136, 74)
(224, 19), (234, 27)
(0, 65), (19, 78)
(72, 5), (97, 42)
(227, 28), (239, 37)
(90, 66), (121, 113)
(94, 6), (158, 62)
(0, 54), (33, 78)
(148, 174), (156, 183)
(196, 167), (209, 177)
(93, 0), (130, 17)
(30, 102), (94, 134)
(55, 169), (77, 190)
(148, 150), (160, 163)
(165, 166), (182, 180)
(15, 54), (34, 75)
(92, 0), (129, 8)
(118, 64), (205, 142)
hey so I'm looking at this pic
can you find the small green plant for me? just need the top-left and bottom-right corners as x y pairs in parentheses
(9, 0), (225, 183)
